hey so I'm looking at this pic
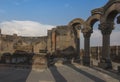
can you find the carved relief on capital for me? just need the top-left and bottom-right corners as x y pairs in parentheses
(82, 24), (91, 32)
(83, 32), (91, 38)
(74, 24), (81, 30)
(98, 22), (114, 35)
(91, 8), (104, 15)
(82, 28), (92, 38)
(82, 25), (93, 38)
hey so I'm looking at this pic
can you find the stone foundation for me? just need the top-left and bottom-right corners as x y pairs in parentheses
(82, 56), (90, 66)
(98, 61), (112, 69)
(32, 55), (47, 71)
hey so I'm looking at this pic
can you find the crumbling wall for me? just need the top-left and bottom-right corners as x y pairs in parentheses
(33, 39), (47, 54)
(47, 25), (76, 57)
(0, 33), (47, 55)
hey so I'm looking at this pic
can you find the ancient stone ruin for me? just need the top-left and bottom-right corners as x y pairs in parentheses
(0, 0), (120, 71)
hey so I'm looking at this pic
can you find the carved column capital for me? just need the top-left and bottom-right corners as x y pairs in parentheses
(83, 31), (92, 38)
(82, 26), (93, 38)
(98, 22), (114, 35)
(74, 24), (81, 30)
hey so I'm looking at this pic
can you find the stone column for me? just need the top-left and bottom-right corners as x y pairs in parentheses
(98, 22), (114, 69)
(76, 28), (80, 56)
(117, 15), (120, 24)
(74, 25), (81, 63)
(47, 30), (52, 53)
(51, 30), (56, 53)
(82, 31), (92, 66)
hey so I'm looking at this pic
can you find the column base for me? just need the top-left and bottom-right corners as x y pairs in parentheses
(82, 56), (90, 66)
(98, 58), (112, 69)
(73, 56), (80, 63)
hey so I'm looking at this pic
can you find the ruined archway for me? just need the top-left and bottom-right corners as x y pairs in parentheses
(68, 18), (85, 63)
(82, 8), (102, 66)
(98, 0), (120, 69)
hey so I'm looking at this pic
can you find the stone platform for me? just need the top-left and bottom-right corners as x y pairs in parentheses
(0, 63), (120, 82)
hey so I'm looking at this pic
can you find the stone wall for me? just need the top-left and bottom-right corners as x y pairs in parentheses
(47, 25), (77, 59)
(89, 46), (120, 63)
(0, 25), (79, 64)
(0, 32), (47, 55)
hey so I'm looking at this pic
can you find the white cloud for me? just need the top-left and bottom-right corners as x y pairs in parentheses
(0, 20), (54, 36)
(0, 20), (120, 47)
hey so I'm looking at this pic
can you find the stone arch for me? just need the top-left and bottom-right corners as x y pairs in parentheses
(102, 0), (120, 23)
(98, 0), (120, 69)
(83, 8), (103, 33)
(81, 8), (102, 66)
(68, 18), (85, 62)
(68, 18), (85, 27)
(68, 18), (85, 40)
(86, 14), (101, 28)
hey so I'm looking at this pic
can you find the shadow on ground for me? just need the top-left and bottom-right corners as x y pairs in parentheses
(0, 67), (31, 82)
(0, 51), (34, 82)
(65, 64), (105, 82)
(49, 66), (67, 82)
(90, 66), (120, 81)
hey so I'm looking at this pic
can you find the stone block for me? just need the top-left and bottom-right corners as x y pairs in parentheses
(32, 55), (47, 71)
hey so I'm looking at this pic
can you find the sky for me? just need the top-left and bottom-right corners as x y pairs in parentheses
(0, 0), (109, 25)
(0, 0), (120, 48)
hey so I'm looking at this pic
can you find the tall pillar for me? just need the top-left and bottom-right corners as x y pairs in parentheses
(51, 30), (56, 53)
(73, 25), (81, 62)
(47, 30), (52, 54)
(76, 27), (80, 55)
(82, 31), (92, 66)
(117, 15), (120, 24)
(98, 22), (114, 69)
(75, 27), (80, 62)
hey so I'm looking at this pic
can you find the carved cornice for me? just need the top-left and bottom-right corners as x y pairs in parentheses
(103, 0), (120, 12)
(98, 22), (114, 35)
(91, 8), (104, 15)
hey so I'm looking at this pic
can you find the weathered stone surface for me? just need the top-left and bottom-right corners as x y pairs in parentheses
(32, 55), (47, 71)
(0, 32), (47, 55)
(47, 26), (78, 58)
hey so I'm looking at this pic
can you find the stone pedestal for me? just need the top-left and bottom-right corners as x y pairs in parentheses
(98, 22), (114, 69)
(98, 57), (112, 69)
(32, 55), (47, 71)
(82, 56), (90, 66)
